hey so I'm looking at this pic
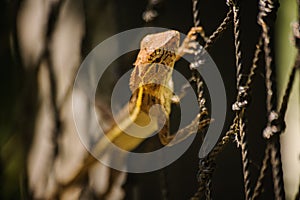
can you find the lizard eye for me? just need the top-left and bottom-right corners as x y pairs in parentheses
(154, 57), (161, 63)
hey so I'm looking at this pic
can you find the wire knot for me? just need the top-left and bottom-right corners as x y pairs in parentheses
(257, 0), (279, 27)
(197, 158), (216, 183)
(232, 86), (250, 111)
(263, 111), (286, 139)
(226, 0), (239, 8)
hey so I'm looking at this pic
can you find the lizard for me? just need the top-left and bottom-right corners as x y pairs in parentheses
(64, 27), (210, 187)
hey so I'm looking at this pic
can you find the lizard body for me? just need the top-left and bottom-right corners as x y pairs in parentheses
(64, 28), (209, 186)
(92, 30), (180, 156)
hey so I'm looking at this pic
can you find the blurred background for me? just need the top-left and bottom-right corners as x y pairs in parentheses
(0, 0), (299, 199)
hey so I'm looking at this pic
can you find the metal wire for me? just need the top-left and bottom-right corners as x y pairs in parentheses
(245, 36), (263, 88)
(258, 0), (286, 199)
(39, 0), (300, 199)
(190, 3), (234, 199)
(190, 0), (299, 198)
(178, 9), (232, 102)
(204, 9), (233, 50)
(238, 115), (252, 200)
(278, 52), (300, 119)
(191, 117), (238, 200)
(252, 145), (271, 199)
(192, 0), (200, 27)
(270, 136), (285, 200)
(231, 1), (252, 198)
(192, 0), (207, 41)
(232, 3), (243, 90)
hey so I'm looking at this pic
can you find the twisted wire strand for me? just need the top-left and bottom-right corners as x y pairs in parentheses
(178, 9), (233, 113)
(197, 76), (206, 111)
(233, 4), (243, 89)
(191, 159), (216, 200)
(262, 29), (274, 113)
(258, 0), (276, 113)
(238, 115), (252, 200)
(278, 53), (300, 119)
(258, 0), (286, 199)
(204, 9), (233, 50)
(191, 116), (239, 199)
(205, 180), (212, 200)
(178, 8), (233, 101)
(190, 6), (235, 200)
(239, 41), (264, 199)
(245, 36), (263, 88)
(191, 0), (207, 111)
(191, 186), (205, 200)
(192, 0), (207, 41)
(192, 0), (200, 27)
(231, 2), (253, 199)
(206, 117), (239, 160)
(269, 137), (285, 200)
(190, 1), (211, 198)
(252, 145), (271, 199)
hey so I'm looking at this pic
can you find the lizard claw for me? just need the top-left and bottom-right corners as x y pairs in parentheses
(171, 95), (180, 104)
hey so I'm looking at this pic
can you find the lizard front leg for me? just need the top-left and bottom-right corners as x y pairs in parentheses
(173, 27), (208, 103)
(176, 27), (207, 60)
(158, 109), (210, 146)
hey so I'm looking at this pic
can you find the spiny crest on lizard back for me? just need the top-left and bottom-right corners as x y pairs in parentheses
(134, 30), (180, 66)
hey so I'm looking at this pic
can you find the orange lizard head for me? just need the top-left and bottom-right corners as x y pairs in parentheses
(134, 30), (180, 67)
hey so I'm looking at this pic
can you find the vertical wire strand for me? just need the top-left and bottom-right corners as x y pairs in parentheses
(278, 54), (300, 118)
(191, 116), (238, 200)
(252, 144), (271, 199)
(233, 4), (243, 90)
(232, 2), (252, 199)
(238, 115), (252, 200)
(191, 1), (210, 199)
(192, 0), (200, 27)
(192, 0), (207, 40)
(258, 0), (286, 199)
(245, 36), (263, 88)
(270, 136), (285, 200)
(191, 0), (206, 110)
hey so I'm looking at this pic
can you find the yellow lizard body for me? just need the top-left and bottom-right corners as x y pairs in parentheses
(64, 28), (209, 186)
(92, 30), (180, 156)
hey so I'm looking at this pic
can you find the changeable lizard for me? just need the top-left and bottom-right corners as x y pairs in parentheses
(66, 27), (209, 186)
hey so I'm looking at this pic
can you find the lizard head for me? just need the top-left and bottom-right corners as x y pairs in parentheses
(134, 30), (180, 66)
(130, 30), (180, 93)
